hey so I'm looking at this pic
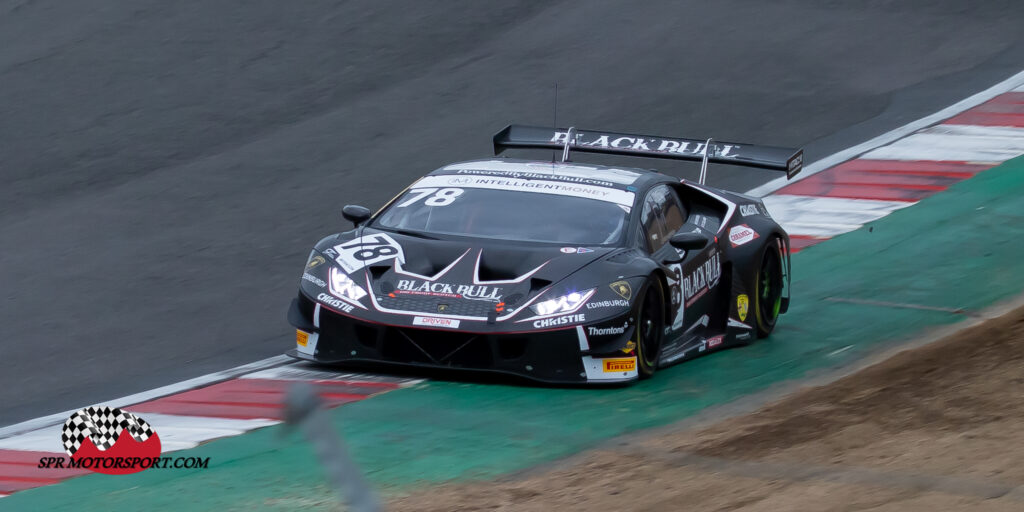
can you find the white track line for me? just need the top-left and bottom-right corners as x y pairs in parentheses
(0, 427), (61, 453)
(240, 366), (422, 385)
(0, 355), (292, 440)
(746, 69), (1024, 197)
(763, 195), (912, 238)
(862, 124), (1024, 162)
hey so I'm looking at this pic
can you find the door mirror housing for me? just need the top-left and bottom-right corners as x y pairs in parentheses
(342, 205), (372, 227)
(661, 252), (685, 265)
(669, 232), (709, 251)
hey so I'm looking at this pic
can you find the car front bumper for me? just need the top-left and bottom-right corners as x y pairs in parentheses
(286, 294), (638, 384)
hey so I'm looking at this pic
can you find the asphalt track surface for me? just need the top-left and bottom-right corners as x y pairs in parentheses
(1, 0), (1023, 426)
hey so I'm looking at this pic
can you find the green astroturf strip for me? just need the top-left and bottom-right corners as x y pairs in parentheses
(5, 156), (1024, 511)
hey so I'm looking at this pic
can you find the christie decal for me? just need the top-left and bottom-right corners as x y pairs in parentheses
(533, 314), (585, 329)
(318, 292), (355, 313)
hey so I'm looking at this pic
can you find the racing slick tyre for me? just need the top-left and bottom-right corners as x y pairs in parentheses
(636, 277), (666, 379)
(754, 237), (784, 338)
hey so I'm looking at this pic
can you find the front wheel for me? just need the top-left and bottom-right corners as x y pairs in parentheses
(754, 237), (784, 338)
(635, 278), (666, 379)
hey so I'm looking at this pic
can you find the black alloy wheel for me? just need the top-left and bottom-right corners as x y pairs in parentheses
(754, 237), (784, 338)
(636, 278), (665, 378)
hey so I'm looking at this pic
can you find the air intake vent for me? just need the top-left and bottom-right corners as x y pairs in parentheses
(369, 265), (390, 280)
(401, 258), (450, 277)
(476, 253), (521, 282)
(529, 278), (552, 294)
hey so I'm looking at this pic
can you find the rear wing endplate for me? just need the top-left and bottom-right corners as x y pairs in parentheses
(493, 124), (803, 179)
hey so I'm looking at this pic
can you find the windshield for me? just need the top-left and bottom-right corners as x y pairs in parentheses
(374, 182), (631, 245)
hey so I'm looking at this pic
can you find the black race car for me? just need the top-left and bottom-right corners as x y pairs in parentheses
(287, 125), (801, 383)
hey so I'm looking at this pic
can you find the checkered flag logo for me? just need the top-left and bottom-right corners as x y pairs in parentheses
(61, 406), (155, 457)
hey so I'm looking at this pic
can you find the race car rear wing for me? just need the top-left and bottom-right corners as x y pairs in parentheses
(493, 124), (804, 180)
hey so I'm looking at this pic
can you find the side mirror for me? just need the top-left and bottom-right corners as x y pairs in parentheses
(669, 232), (709, 251)
(342, 205), (372, 227)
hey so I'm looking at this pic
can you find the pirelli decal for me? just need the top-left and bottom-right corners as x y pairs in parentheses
(602, 357), (636, 373)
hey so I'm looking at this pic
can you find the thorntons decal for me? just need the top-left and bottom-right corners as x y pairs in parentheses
(588, 322), (628, 336)
(396, 279), (502, 300)
(550, 132), (741, 158)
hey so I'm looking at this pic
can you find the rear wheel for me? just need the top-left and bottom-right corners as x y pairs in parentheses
(636, 278), (665, 379)
(754, 237), (784, 338)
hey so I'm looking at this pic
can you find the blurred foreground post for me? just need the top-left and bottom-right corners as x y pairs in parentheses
(283, 382), (383, 512)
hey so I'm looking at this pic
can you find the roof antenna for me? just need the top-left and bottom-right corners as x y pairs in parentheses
(698, 137), (714, 185)
(561, 127), (576, 162)
(551, 82), (558, 163)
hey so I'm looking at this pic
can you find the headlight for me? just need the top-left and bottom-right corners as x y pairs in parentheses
(329, 267), (367, 302)
(530, 288), (596, 317)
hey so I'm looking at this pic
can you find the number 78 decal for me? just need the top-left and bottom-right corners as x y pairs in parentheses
(397, 188), (464, 207)
(332, 233), (405, 273)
